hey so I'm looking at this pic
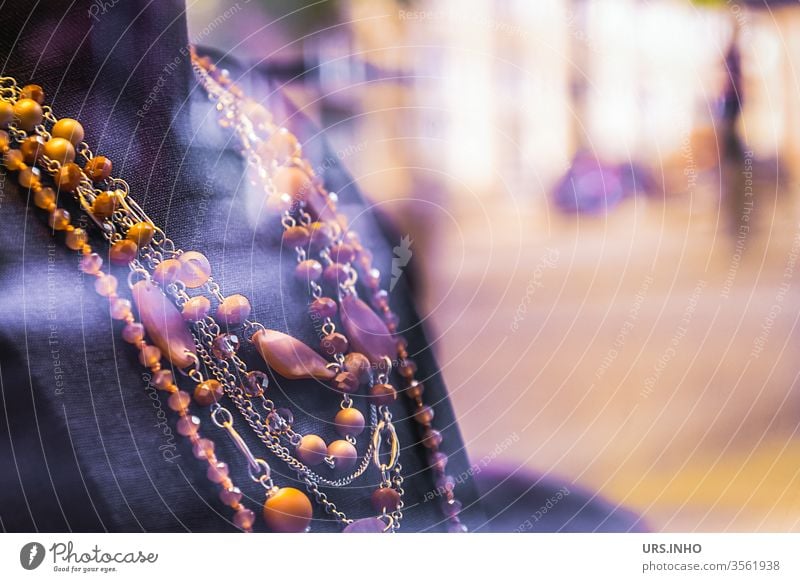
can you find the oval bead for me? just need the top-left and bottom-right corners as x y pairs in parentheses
(131, 281), (197, 368)
(339, 294), (396, 363)
(343, 517), (388, 533)
(251, 329), (335, 381)
(216, 294), (251, 326)
(263, 487), (313, 533)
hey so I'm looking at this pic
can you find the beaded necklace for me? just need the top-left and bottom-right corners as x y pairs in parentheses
(0, 61), (466, 532)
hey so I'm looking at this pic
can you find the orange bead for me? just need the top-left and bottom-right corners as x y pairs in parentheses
(18, 167), (41, 190)
(262, 487), (313, 533)
(13, 98), (43, 131)
(3, 149), (24, 171)
(51, 118), (85, 146)
(177, 251), (211, 288)
(48, 208), (71, 230)
(334, 407), (366, 438)
(20, 136), (44, 164)
(65, 228), (88, 251)
(193, 379), (223, 406)
(0, 129), (8, 150)
(43, 137), (76, 164)
(0, 101), (12, 128)
(153, 258), (182, 285)
(54, 162), (82, 192)
(272, 166), (312, 202)
(327, 440), (357, 471)
(91, 191), (119, 218)
(126, 221), (155, 247)
(267, 128), (300, 163)
(20, 84), (45, 104)
(295, 434), (327, 466)
(110, 239), (138, 264)
(84, 156), (112, 181)
(33, 187), (56, 210)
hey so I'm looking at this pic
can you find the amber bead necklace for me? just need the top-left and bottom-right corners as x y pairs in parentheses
(191, 51), (466, 532)
(1, 77), (406, 532)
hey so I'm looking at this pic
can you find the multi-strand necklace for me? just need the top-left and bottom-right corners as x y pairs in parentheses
(0, 53), (466, 533)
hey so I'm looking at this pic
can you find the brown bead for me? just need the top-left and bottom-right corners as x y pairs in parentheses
(138, 344), (162, 367)
(153, 258), (182, 285)
(262, 487), (313, 533)
(54, 162), (82, 192)
(309, 297), (337, 320)
(328, 440), (357, 471)
(91, 191), (119, 218)
(406, 380), (425, 399)
(371, 487), (401, 513)
(294, 259), (323, 283)
(127, 221), (155, 247)
(65, 228), (88, 250)
(282, 225), (310, 248)
(84, 156), (112, 181)
(122, 322), (145, 344)
(334, 407), (365, 438)
(398, 359), (418, 378)
(344, 352), (371, 385)
(167, 390), (191, 412)
(273, 166), (312, 201)
(18, 166), (41, 189)
(181, 295), (211, 322)
(321, 332), (348, 356)
(369, 383), (397, 406)
(51, 118), (85, 146)
(414, 405), (435, 425)
(20, 136), (44, 164)
(43, 137), (76, 165)
(0, 101), (12, 128)
(323, 263), (350, 287)
(295, 434), (327, 466)
(20, 84), (45, 104)
(308, 221), (334, 251)
(194, 379), (224, 406)
(48, 208), (71, 230)
(13, 98), (43, 131)
(33, 187), (56, 210)
(332, 371), (359, 394)
(422, 428), (443, 449)
(110, 239), (138, 264)
(3, 149), (24, 171)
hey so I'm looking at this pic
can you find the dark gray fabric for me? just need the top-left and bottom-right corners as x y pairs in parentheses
(0, 0), (487, 532)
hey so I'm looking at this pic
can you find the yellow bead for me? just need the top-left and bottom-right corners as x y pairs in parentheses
(262, 487), (313, 533)
(18, 167), (41, 190)
(91, 191), (119, 219)
(20, 136), (44, 164)
(3, 149), (24, 171)
(48, 208), (71, 230)
(51, 118), (85, 146)
(43, 137), (76, 164)
(20, 84), (44, 104)
(33, 187), (56, 210)
(0, 101), (12, 128)
(13, 98), (43, 131)
(127, 221), (155, 247)
(110, 239), (138, 264)
(65, 228), (88, 250)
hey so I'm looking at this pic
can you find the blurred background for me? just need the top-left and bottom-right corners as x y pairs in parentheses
(189, 0), (800, 532)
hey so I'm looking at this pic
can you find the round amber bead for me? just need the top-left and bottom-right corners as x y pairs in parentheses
(182, 295), (211, 322)
(109, 239), (138, 264)
(54, 163), (82, 192)
(43, 137), (76, 165)
(295, 434), (327, 466)
(51, 118), (85, 146)
(48, 208), (71, 230)
(333, 407), (365, 438)
(65, 227), (88, 250)
(20, 136), (44, 164)
(13, 98), (43, 131)
(327, 440), (357, 471)
(262, 487), (313, 533)
(20, 84), (44, 104)
(371, 487), (401, 513)
(84, 156), (112, 181)
(33, 187), (56, 210)
(127, 221), (155, 247)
